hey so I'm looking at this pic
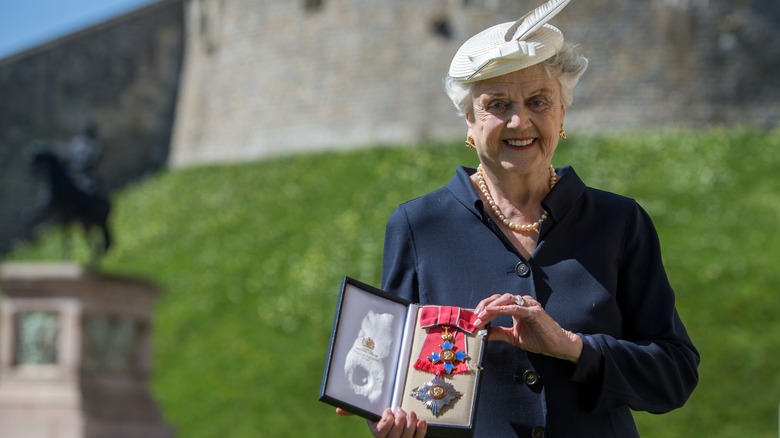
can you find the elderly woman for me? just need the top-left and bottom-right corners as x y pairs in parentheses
(341, 1), (699, 436)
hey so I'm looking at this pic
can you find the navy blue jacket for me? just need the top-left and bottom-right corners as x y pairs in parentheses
(381, 166), (699, 437)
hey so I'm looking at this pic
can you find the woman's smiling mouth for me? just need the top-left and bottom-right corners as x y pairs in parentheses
(506, 138), (535, 147)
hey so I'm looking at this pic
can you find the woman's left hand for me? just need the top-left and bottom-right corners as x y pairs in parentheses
(473, 293), (583, 363)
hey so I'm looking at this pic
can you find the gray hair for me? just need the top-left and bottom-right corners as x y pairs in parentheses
(443, 43), (588, 118)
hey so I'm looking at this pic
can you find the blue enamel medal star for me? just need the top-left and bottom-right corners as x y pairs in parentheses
(428, 340), (469, 374)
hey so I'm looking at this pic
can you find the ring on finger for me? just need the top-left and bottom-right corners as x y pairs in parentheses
(514, 294), (525, 306)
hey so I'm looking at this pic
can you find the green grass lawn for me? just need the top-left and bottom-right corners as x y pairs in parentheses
(6, 128), (780, 437)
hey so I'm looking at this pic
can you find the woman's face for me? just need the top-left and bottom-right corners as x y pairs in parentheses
(466, 64), (565, 176)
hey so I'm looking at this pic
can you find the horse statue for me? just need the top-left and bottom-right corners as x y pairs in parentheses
(27, 142), (112, 266)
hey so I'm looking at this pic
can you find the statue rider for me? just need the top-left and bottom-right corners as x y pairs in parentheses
(67, 122), (103, 195)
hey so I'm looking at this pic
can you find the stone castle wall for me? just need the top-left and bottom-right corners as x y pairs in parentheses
(170, 0), (780, 167)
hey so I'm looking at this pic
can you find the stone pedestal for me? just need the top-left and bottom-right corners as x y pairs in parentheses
(0, 262), (175, 438)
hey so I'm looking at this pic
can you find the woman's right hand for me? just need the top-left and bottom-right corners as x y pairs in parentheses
(370, 408), (427, 438)
(336, 407), (427, 438)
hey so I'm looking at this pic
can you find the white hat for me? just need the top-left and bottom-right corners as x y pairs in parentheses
(449, 0), (570, 83)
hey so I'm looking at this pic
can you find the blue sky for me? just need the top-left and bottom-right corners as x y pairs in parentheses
(0, 0), (158, 59)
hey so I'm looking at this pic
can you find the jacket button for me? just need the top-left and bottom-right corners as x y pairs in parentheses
(531, 426), (547, 438)
(515, 261), (530, 277)
(522, 370), (540, 386)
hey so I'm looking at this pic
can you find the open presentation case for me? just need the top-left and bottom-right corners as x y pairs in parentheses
(319, 277), (487, 437)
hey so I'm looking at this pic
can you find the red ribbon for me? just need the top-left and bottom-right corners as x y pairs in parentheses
(413, 306), (477, 375)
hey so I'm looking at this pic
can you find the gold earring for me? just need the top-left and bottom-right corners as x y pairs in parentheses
(465, 136), (476, 149)
(559, 124), (567, 140)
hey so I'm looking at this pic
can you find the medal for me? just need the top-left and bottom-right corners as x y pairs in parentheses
(410, 374), (463, 417)
(427, 327), (470, 374)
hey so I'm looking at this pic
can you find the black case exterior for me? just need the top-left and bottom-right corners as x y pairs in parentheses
(319, 276), (485, 436)
(319, 276), (409, 421)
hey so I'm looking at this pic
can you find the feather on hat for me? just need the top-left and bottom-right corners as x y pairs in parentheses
(449, 0), (570, 83)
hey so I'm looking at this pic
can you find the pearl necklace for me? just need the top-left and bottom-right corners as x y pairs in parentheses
(476, 164), (558, 233)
